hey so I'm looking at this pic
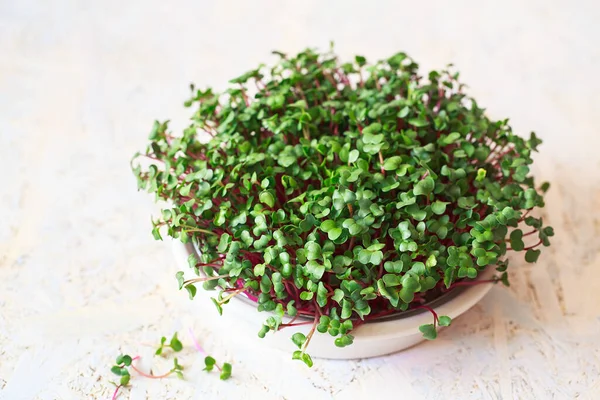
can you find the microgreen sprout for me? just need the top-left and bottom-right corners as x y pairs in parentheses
(110, 331), (233, 398)
(189, 328), (233, 380)
(133, 46), (554, 366)
(109, 353), (183, 400)
(155, 332), (184, 356)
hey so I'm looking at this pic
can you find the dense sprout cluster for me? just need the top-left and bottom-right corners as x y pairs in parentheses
(132, 47), (553, 364)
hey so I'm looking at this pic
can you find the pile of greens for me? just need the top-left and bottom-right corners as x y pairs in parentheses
(132, 47), (553, 365)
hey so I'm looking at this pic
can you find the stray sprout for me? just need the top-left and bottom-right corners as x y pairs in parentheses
(189, 328), (233, 380)
(110, 331), (233, 398)
(133, 46), (554, 366)
(155, 332), (184, 356)
(415, 305), (452, 340)
(109, 354), (183, 400)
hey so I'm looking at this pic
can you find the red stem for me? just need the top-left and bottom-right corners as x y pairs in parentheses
(111, 385), (121, 400)
(414, 305), (438, 327)
(129, 357), (172, 379)
(523, 239), (543, 251)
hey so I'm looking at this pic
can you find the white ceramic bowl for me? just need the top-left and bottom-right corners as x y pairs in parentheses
(172, 240), (496, 359)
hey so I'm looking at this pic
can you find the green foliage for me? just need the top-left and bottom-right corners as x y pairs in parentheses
(109, 331), (233, 397)
(133, 46), (553, 366)
(220, 362), (233, 380)
(155, 332), (183, 356)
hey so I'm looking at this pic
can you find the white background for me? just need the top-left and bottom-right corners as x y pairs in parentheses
(1, 1), (599, 399)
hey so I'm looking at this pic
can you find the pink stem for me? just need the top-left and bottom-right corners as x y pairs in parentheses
(111, 385), (121, 400)
(188, 328), (205, 354)
(188, 328), (221, 371)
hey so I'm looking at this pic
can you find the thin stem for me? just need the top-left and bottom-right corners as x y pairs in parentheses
(301, 316), (319, 352)
(112, 385), (122, 400)
(279, 321), (313, 328)
(179, 225), (218, 236)
(130, 363), (172, 379)
(518, 209), (532, 222)
(219, 287), (246, 304)
(504, 229), (538, 242)
(183, 274), (229, 286)
(414, 305), (438, 327)
(302, 126), (311, 141)
(523, 239), (543, 251)
(239, 85), (249, 107)
(506, 239), (542, 252)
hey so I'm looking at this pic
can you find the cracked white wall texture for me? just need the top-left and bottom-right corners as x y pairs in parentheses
(1, 1), (599, 399)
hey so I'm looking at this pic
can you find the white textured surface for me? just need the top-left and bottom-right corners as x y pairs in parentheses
(1, 1), (599, 399)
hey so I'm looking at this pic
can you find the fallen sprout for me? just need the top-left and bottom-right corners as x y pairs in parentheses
(189, 328), (233, 380)
(109, 331), (233, 399)
(109, 354), (183, 400)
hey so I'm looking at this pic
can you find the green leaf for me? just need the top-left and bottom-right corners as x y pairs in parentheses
(332, 289), (345, 304)
(327, 227), (342, 240)
(410, 262), (426, 275)
(425, 255), (437, 268)
(116, 354), (132, 366)
(220, 363), (232, 380)
(299, 291), (314, 301)
(408, 118), (429, 127)
(431, 201), (448, 215)
(341, 298), (353, 319)
(398, 106), (410, 118)
(259, 191), (275, 208)
(540, 182), (550, 193)
(334, 334), (354, 348)
(176, 271), (185, 290)
(438, 316), (452, 326)
(211, 297), (223, 315)
(231, 212), (247, 227)
(317, 282), (327, 307)
(348, 149), (359, 163)
(217, 233), (231, 252)
(204, 356), (216, 371)
(476, 168), (487, 182)
(413, 177), (435, 196)
(383, 156), (403, 171)
(305, 260), (325, 280)
(382, 274), (401, 287)
(170, 333), (183, 352)
(320, 220), (337, 232)
(525, 249), (541, 263)
(291, 332), (307, 349)
(185, 284), (197, 300)
(439, 131), (461, 145)
(510, 229), (524, 251)
(111, 366), (130, 376)
(419, 323), (437, 340)
(301, 352), (313, 368)
(384, 260), (403, 273)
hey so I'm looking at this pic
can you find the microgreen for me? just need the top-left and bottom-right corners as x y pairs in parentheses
(188, 328), (233, 380)
(155, 332), (184, 355)
(110, 331), (233, 398)
(133, 46), (553, 365)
